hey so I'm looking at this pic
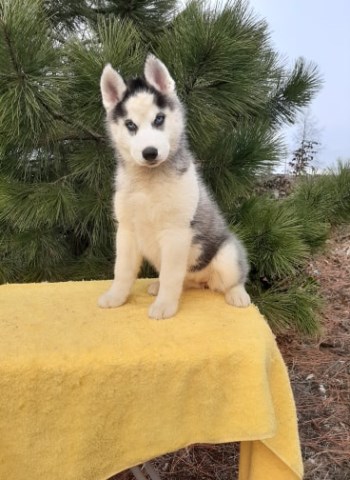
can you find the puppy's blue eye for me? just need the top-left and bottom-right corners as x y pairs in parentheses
(125, 120), (137, 132)
(154, 113), (165, 127)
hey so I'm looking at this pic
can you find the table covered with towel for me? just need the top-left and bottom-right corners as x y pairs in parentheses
(0, 279), (303, 479)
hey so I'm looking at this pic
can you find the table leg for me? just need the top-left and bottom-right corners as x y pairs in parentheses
(130, 462), (161, 480)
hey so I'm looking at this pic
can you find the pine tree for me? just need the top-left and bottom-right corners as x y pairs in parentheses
(1, 0), (347, 333)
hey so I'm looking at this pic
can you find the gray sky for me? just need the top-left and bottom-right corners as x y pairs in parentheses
(249, 0), (350, 169)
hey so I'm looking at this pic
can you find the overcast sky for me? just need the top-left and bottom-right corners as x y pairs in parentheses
(247, 0), (350, 169)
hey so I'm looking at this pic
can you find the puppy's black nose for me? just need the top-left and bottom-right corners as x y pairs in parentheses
(142, 147), (158, 161)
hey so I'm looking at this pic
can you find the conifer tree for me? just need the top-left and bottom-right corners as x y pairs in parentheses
(1, 0), (346, 333)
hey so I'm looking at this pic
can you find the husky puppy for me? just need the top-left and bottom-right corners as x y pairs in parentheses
(99, 54), (251, 319)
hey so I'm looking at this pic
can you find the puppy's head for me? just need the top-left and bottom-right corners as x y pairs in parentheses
(100, 55), (184, 168)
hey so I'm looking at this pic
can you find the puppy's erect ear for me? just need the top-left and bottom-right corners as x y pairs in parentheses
(100, 64), (127, 111)
(144, 54), (175, 95)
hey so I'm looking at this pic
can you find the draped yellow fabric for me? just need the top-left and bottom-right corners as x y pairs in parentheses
(0, 279), (303, 480)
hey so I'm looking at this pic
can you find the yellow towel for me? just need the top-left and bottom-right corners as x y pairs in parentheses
(0, 279), (303, 480)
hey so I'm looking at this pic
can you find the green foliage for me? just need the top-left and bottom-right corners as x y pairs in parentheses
(267, 58), (322, 126)
(0, 0), (62, 152)
(283, 160), (350, 252)
(234, 197), (310, 279)
(91, 0), (178, 33)
(201, 122), (283, 204)
(287, 178), (332, 251)
(63, 17), (145, 133)
(43, 0), (177, 41)
(0, 177), (77, 231)
(251, 278), (322, 335)
(0, 0), (332, 335)
(155, 1), (277, 147)
(292, 161), (350, 225)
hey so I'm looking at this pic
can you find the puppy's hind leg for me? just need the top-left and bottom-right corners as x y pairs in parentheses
(210, 239), (251, 308)
(225, 284), (251, 308)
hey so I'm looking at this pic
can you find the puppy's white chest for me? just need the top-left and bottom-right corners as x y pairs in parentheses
(121, 189), (178, 269)
(117, 168), (198, 225)
(114, 166), (199, 268)
(131, 192), (166, 231)
(119, 183), (167, 218)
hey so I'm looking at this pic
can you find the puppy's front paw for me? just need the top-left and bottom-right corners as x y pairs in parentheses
(148, 299), (178, 320)
(225, 285), (251, 308)
(98, 290), (127, 309)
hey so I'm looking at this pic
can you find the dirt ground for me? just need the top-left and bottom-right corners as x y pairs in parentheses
(112, 226), (350, 480)
(280, 225), (350, 479)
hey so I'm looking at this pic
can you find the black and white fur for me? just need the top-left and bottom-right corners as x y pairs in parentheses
(99, 54), (251, 319)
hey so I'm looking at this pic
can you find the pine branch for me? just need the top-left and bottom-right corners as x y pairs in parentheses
(36, 96), (106, 142)
(251, 278), (322, 335)
(0, 177), (79, 231)
(289, 160), (350, 234)
(234, 196), (310, 279)
(198, 120), (283, 205)
(0, 17), (21, 74)
(267, 58), (322, 125)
